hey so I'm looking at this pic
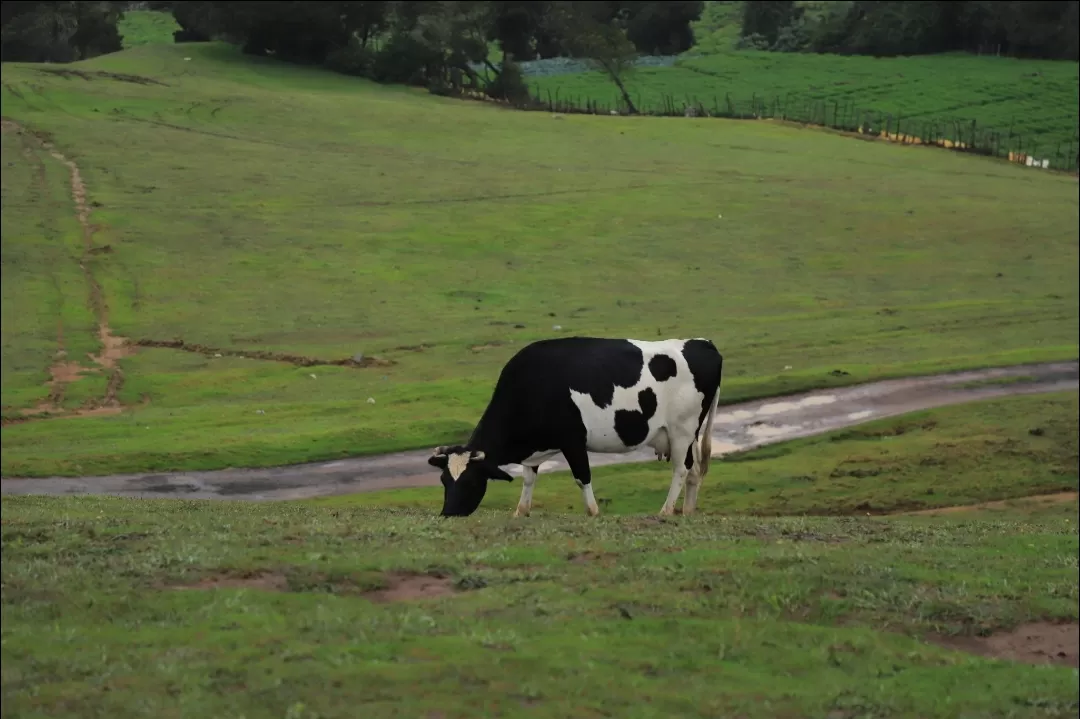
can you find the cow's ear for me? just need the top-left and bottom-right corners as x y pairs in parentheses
(485, 464), (514, 482)
(428, 449), (449, 469)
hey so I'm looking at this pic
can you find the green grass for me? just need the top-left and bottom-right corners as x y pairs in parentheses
(3, 485), (1077, 715)
(310, 392), (1079, 517)
(3, 393), (1078, 716)
(118, 9), (180, 49)
(531, 45), (1079, 169)
(1, 42), (1077, 477)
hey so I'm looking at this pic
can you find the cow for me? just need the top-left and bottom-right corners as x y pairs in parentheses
(427, 336), (724, 518)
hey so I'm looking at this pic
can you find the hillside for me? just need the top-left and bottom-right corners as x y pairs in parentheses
(1, 43), (1078, 478)
(528, 52), (1079, 170)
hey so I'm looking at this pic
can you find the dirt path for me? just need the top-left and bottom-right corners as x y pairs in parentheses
(2, 360), (1076, 501)
(2, 118), (390, 429)
(1, 118), (132, 419)
(903, 491), (1079, 516)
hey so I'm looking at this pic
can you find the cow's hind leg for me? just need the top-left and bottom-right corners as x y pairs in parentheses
(562, 445), (599, 517)
(659, 434), (693, 516)
(682, 444), (703, 515)
(514, 465), (539, 518)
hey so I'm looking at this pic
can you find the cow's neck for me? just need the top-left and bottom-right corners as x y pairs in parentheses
(466, 412), (510, 466)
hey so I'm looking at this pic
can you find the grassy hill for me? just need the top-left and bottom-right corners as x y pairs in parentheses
(3, 393), (1077, 717)
(529, 51), (1079, 169)
(1, 42), (1078, 477)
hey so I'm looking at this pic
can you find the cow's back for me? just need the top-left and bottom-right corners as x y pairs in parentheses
(472, 337), (721, 460)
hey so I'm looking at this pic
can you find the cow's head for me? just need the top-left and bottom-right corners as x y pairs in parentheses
(427, 445), (514, 517)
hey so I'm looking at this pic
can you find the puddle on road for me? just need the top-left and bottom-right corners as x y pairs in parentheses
(757, 395), (838, 416)
(710, 441), (742, 457)
(716, 409), (756, 423)
(746, 424), (801, 439)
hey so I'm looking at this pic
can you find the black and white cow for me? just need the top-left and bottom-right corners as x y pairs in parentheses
(427, 336), (724, 518)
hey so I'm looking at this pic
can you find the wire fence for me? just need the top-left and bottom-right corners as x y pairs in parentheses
(517, 86), (1080, 173)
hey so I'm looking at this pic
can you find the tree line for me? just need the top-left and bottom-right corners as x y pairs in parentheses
(1, 2), (705, 111)
(740, 1), (1079, 60)
(2, 2), (1075, 105)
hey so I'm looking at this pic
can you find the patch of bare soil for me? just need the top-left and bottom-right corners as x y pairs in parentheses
(469, 342), (503, 352)
(36, 68), (168, 86)
(929, 622), (1079, 668)
(567, 550), (618, 564)
(364, 573), (458, 603)
(135, 338), (394, 369)
(173, 571), (289, 592)
(904, 492), (1079, 516)
(166, 571), (459, 603)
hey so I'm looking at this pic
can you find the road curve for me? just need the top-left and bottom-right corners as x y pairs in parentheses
(2, 360), (1076, 502)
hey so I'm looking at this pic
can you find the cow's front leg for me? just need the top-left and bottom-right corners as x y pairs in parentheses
(513, 465), (539, 517)
(562, 445), (599, 517)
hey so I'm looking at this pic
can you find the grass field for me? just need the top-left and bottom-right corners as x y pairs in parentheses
(116, 6), (1080, 168)
(3, 393), (1078, 717)
(1, 42), (1078, 478)
(529, 53), (1080, 167)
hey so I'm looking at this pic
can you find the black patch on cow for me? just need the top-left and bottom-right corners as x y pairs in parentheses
(613, 388), (658, 447)
(684, 444), (696, 471)
(648, 354), (677, 382)
(637, 388), (657, 420)
(681, 339), (725, 468)
(567, 340), (644, 409)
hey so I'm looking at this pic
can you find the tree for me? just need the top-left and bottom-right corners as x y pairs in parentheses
(806, 0), (1079, 60)
(1, 1), (123, 63)
(487, 1), (549, 60)
(740, 0), (803, 48)
(549, 1), (640, 113)
(623, 1), (704, 55)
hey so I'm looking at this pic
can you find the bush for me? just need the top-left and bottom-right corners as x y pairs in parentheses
(485, 59), (531, 103)
(324, 41), (375, 77)
(735, 32), (771, 51)
(772, 21), (810, 52)
(370, 33), (441, 86)
(174, 28), (209, 43)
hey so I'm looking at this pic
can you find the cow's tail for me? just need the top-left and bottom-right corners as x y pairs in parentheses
(696, 379), (722, 479)
(695, 356), (721, 479)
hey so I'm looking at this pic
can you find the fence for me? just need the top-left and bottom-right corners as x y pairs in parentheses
(521, 87), (1080, 173)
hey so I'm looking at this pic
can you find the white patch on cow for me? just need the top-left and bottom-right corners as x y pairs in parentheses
(447, 452), (470, 480)
(581, 482), (600, 516)
(515, 465), (539, 517)
(568, 339), (705, 458)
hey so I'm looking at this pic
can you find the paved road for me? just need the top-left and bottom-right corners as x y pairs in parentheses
(3, 360), (1076, 502)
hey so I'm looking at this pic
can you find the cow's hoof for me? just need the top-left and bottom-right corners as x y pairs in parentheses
(586, 506), (601, 518)
(513, 507), (530, 518)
